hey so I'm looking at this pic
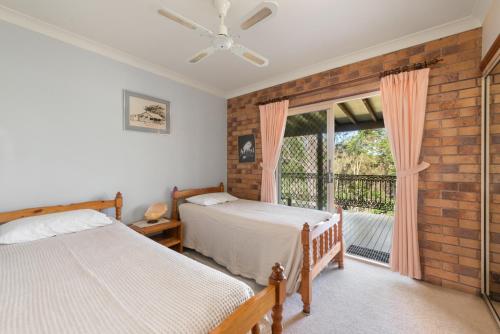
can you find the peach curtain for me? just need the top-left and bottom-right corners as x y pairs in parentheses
(380, 68), (430, 279)
(259, 100), (289, 203)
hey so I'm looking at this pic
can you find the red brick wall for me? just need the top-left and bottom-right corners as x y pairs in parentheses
(227, 28), (483, 294)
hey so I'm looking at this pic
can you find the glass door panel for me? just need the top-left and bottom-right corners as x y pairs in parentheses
(278, 108), (335, 212)
(486, 59), (500, 318)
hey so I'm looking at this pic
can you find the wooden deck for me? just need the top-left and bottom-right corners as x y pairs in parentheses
(343, 211), (394, 263)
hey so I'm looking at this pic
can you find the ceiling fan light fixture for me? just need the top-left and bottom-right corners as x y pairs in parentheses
(213, 35), (233, 50)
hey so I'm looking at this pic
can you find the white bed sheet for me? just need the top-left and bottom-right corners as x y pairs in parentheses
(179, 199), (336, 293)
(0, 221), (255, 334)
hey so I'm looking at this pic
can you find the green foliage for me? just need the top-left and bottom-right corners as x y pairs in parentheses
(335, 129), (395, 175)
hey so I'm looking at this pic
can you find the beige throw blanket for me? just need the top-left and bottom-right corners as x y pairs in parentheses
(0, 222), (254, 334)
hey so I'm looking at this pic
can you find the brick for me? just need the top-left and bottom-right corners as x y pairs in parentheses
(422, 248), (458, 264)
(442, 263), (479, 278)
(459, 256), (480, 268)
(442, 191), (478, 202)
(459, 238), (480, 249)
(424, 232), (458, 245)
(443, 227), (479, 239)
(440, 79), (477, 92)
(424, 274), (443, 286)
(458, 126), (481, 136)
(442, 280), (480, 295)
(425, 266), (459, 282)
(424, 199), (458, 209)
(459, 275), (480, 288)
(442, 244), (479, 258)
(421, 214), (458, 226)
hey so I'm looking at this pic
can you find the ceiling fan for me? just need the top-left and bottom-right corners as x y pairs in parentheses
(158, 0), (278, 67)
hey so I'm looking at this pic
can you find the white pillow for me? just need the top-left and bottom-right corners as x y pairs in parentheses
(186, 192), (238, 206)
(0, 209), (113, 245)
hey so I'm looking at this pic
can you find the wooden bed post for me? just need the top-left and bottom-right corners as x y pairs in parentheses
(171, 186), (179, 220)
(269, 263), (286, 334)
(210, 263), (287, 334)
(115, 192), (123, 220)
(300, 223), (312, 314)
(335, 206), (344, 269)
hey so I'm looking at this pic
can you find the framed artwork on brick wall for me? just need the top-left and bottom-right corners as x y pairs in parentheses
(238, 134), (256, 163)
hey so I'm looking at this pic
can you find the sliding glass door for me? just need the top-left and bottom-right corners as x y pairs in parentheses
(483, 56), (500, 322)
(278, 108), (335, 212)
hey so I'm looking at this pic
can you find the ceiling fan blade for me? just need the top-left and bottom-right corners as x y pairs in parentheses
(158, 8), (213, 37)
(188, 47), (215, 64)
(240, 1), (278, 30)
(230, 44), (269, 67)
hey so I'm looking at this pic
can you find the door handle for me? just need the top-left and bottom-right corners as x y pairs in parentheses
(327, 159), (334, 183)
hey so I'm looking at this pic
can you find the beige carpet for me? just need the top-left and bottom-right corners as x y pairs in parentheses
(185, 250), (499, 334)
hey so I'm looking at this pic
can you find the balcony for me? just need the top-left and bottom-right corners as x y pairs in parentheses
(280, 173), (395, 264)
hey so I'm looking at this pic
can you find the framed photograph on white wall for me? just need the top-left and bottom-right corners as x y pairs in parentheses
(123, 90), (170, 134)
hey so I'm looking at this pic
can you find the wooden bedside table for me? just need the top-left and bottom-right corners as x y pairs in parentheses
(130, 218), (183, 253)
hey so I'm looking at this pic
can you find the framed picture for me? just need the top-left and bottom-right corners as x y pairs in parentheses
(123, 90), (170, 134)
(238, 134), (256, 163)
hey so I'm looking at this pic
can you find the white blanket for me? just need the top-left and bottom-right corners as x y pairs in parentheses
(180, 199), (335, 294)
(0, 222), (255, 334)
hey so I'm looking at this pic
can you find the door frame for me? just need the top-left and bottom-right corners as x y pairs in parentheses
(480, 47), (500, 324)
(286, 90), (380, 212)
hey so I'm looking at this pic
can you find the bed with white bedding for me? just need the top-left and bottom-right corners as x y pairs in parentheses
(0, 193), (287, 334)
(180, 199), (335, 293)
(172, 183), (344, 314)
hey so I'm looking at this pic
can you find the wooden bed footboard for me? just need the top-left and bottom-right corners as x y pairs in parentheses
(300, 206), (343, 314)
(210, 263), (287, 334)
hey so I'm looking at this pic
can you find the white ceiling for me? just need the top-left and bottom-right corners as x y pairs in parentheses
(0, 0), (492, 98)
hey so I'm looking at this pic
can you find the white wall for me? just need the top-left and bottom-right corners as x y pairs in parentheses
(0, 21), (227, 222)
(482, 0), (500, 58)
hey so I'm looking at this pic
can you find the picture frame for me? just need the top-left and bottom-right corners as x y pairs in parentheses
(238, 134), (256, 163)
(123, 90), (170, 134)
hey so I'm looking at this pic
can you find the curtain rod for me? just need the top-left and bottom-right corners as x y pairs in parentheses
(378, 58), (443, 78)
(255, 58), (443, 106)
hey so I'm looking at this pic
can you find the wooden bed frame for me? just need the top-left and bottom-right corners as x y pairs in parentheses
(0, 193), (286, 334)
(0, 193), (124, 223)
(172, 182), (344, 314)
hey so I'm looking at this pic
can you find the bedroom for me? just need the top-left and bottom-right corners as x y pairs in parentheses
(0, 0), (499, 333)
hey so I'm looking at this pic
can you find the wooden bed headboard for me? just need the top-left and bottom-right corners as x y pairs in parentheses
(171, 182), (224, 220)
(0, 192), (123, 224)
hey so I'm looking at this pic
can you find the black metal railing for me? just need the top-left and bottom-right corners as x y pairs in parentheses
(280, 173), (396, 213)
(279, 172), (329, 210)
(334, 174), (396, 212)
